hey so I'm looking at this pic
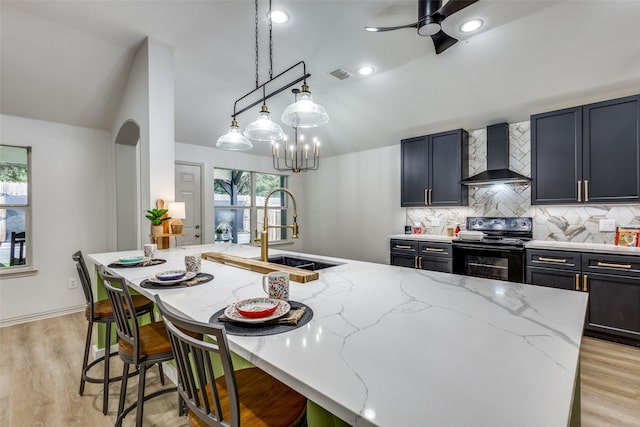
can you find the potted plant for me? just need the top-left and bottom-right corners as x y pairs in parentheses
(146, 209), (171, 236)
(215, 226), (225, 241)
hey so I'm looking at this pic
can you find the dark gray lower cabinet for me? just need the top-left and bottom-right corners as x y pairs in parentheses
(526, 249), (640, 345)
(390, 239), (452, 273)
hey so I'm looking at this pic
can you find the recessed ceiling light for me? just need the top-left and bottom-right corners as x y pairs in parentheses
(270, 10), (289, 24)
(460, 19), (483, 33)
(358, 65), (374, 76)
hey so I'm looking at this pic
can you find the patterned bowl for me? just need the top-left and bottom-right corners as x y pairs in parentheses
(155, 270), (187, 281)
(235, 298), (280, 318)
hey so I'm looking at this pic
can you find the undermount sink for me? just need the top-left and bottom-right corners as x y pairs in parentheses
(263, 255), (343, 271)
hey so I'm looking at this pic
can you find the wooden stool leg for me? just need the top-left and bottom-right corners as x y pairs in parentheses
(79, 319), (93, 395)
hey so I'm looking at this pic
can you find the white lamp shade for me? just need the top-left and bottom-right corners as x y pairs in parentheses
(216, 121), (253, 151)
(244, 109), (285, 142)
(281, 90), (329, 128)
(167, 202), (186, 219)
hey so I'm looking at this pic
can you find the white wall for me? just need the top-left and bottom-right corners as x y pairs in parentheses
(175, 142), (305, 251)
(111, 38), (175, 249)
(0, 114), (113, 324)
(302, 145), (406, 264)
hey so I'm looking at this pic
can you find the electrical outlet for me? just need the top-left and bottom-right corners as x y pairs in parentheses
(599, 219), (616, 232)
(431, 217), (441, 226)
(69, 278), (78, 289)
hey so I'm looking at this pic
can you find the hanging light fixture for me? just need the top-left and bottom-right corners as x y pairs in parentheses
(243, 1), (285, 142)
(272, 88), (320, 172)
(281, 83), (329, 128)
(216, 119), (253, 151)
(216, 0), (328, 153)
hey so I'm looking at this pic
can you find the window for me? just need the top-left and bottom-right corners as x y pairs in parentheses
(0, 145), (31, 269)
(214, 169), (288, 244)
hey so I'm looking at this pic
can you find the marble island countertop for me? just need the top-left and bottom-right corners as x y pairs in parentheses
(89, 244), (587, 427)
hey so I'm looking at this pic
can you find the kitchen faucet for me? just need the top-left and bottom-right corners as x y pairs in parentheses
(254, 188), (298, 261)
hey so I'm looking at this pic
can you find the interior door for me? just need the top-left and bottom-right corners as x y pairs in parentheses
(175, 163), (202, 245)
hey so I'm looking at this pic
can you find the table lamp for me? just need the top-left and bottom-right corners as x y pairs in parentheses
(167, 202), (186, 234)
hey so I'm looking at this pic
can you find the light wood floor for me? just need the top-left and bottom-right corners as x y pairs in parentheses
(1, 312), (639, 426)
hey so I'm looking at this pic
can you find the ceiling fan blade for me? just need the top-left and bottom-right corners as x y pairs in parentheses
(435, 0), (479, 19)
(365, 16), (427, 32)
(431, 29), (458, 54)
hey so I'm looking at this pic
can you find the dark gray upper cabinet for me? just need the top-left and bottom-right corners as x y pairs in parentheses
(401, 129), (468, 207)
(583, 96), (640, 203)
(531, 94), (640, 205)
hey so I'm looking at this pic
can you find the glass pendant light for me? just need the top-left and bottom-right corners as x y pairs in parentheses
(216, 119), (253, 151)
(281, 84), (329, 128)
(243, 104), (285, 142)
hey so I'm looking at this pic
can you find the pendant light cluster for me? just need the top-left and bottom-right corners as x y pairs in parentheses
(216, 0), (329, 158)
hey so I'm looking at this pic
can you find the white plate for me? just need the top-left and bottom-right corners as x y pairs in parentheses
(224, 300), (291, 324)
(146, 271), (197, 285)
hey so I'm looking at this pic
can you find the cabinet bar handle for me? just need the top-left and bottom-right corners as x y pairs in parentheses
(429, 189), (432, 205)
(395, 245), (413, 250)
(424, 248), (444, 252)
(425, 189), (429, 205)
(583, 274), (588, 292)
(538, 257), (567, 263)
(575, 274), (580, 291)
(414, 256), (418, 269)
(597, 261), (632, 269)
(418, 256), (423, 269)
(584, 180), (589, 202)
(577, 180), (582, 202)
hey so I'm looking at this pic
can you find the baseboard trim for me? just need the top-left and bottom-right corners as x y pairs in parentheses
(0, 305), (85, 328)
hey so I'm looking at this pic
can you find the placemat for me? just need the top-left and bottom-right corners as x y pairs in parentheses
(208, 301), (313, 337)
(140, 273), (214, 289)
(108, 258), (167, 268)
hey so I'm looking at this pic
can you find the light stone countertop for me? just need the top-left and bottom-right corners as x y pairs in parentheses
(526, 240), (640, 256)
(88, 243), (587, 427)
(388, 233), (455, 242)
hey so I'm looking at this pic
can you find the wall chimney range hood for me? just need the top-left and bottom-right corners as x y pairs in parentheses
(461, 122), (531, 186)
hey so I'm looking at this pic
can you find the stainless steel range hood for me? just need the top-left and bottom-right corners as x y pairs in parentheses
(461, 122), (531, 186)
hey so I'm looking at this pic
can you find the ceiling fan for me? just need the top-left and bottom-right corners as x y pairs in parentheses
(365, 0), (479, 54)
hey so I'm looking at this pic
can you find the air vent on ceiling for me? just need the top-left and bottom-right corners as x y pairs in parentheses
(330, 67), (353, 80)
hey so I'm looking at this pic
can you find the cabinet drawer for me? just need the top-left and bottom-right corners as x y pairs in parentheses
(526, 267), (580, 291)
(390, 240), (418, 255)
(421, 257), (453, 273)
(418, 242), (452, 258)
(526, 249), (581, 271)
(582, 253), (640, 277)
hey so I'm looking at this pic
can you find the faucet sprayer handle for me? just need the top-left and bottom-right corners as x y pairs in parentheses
(292, 219), (299, 239)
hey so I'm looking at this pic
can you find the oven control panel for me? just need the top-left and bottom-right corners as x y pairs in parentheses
(466, 217), (532, 232)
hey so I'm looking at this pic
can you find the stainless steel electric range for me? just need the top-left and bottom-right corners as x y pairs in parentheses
(452, 217), (533, 283)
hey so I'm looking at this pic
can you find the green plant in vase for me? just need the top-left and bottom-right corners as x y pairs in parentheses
(146, 209), (171, 236)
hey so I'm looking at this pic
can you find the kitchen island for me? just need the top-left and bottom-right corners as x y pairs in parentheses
(88, 243), (588, 427)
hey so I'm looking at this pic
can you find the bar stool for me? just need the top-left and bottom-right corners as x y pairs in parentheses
(73, 250), (155, 415)
(99, 266), (181, 427)
(155, 295), (308, 427)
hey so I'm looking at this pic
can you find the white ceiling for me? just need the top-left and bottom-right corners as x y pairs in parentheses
(2, 0), (640, 157)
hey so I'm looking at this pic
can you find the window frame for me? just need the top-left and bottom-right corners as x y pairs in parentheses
(0, 144), (34, 276)
(213, 168), (290, 246)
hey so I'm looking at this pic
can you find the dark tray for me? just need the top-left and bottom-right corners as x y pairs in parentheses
(108, 258), (167, 268)
(208, 301), (313, 336)
(140, 272), (214, 289)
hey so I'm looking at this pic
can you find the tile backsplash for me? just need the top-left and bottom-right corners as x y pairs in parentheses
(407, 121), (640, 243)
